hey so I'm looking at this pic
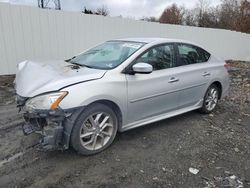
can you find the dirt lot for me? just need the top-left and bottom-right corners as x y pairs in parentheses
(0, 61), (249, 188)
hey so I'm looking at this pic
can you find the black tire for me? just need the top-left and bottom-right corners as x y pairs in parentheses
(199, 84), (219, 114)
(71, 103), (118, 155)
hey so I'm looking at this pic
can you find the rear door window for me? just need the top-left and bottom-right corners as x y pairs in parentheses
(177, 44), (210, 66)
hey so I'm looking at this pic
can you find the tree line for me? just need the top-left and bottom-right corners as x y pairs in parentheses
(151, 0), (250, 34)
(82, 5), (109, 16)
(82, 0), (250, 34)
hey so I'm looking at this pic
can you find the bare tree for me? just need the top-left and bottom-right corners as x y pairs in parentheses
(218, 0), (240, 30)
(38, 0), (61, 10)
(82, 7), (94, 14)
(183, 8), (198, 26)
(196, 0), (211, 15)
(195, 0), (211, 26)
(96, 5), (109, 16)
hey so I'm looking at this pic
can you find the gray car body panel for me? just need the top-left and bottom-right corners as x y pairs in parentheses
(15, 60), (107, 97)
(16, 38), (230, 132)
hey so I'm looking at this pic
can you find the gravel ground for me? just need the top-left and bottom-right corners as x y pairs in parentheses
(0, 61), (249, 188)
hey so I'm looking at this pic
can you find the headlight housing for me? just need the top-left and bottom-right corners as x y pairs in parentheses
(25, 91), (68, 111)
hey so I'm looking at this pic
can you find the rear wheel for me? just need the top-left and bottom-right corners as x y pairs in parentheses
(71, 103), (118, 155)
(200, 84), (219, 113)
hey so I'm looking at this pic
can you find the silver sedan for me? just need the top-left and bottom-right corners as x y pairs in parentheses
(15, 38), (230, 155)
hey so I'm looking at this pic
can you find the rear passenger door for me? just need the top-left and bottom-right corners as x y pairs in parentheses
(176, 43), (212, 108)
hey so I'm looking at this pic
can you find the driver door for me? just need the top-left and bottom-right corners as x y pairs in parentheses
(125, 43), (181, 124)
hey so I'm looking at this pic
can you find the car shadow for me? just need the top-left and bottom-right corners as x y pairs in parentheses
(43, 110), (205, 158)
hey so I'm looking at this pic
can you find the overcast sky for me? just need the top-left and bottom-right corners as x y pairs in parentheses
(0, 0), (222, 19)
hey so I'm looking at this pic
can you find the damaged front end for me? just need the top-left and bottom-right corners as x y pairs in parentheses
(22, 108), (65, 150)
(14, 60), (106, 151)
(16, 93), (80, 151)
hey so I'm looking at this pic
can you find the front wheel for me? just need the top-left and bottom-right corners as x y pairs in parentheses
(71, 103), (118, 155)
(200, 84), (219, 114)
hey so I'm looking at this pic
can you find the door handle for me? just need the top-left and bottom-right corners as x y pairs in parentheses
(168, 77), (179, 83)
(202, 72), (211, 77)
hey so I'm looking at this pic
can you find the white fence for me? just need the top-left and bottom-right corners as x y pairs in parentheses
(0, 2), (250, 75)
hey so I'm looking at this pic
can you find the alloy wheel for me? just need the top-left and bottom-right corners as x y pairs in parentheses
(205, 87), (218, 111)
(79, 112), (114, 151)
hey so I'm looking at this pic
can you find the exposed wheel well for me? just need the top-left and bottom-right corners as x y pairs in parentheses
(87, 100), (123, 130)
(211, 81), (222, 99)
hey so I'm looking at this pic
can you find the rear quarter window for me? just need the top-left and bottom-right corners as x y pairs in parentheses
(177, 43), (211, 66)
(197, 47), (211, 62)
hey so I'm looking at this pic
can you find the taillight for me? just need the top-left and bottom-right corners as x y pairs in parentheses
(224, 63), (230, 71)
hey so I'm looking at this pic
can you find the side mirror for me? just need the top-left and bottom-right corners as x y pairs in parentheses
(132, 63), (153, 74)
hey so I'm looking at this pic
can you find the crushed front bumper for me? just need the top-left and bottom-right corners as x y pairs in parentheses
(22, 108), (66, 150)
(20, 106), (84, 151)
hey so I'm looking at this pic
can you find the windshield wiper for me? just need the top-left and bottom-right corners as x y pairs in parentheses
(68, 61), (95, 69)
(65, 56), (76, 62)
(81, 64), (95, 69)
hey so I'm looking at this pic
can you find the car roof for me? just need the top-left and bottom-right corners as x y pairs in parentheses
(114, 37), (192, 44)
(112, 37), (207, 51)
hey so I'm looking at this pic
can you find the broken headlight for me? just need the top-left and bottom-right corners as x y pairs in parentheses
(25, 91), (68, 111)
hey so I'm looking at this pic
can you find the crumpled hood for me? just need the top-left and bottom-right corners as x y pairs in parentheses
(15, 60), (107, 97)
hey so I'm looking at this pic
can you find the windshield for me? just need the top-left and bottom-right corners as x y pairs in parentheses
(68, 41), (145, 70)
